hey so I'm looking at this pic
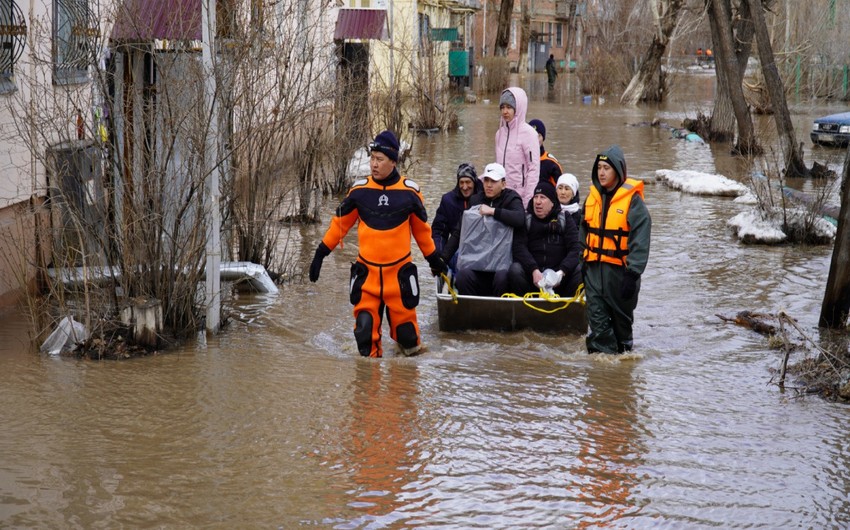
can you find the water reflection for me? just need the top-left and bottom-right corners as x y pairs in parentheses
(573, 361), (643, 527)
(340, 360), (422, 527)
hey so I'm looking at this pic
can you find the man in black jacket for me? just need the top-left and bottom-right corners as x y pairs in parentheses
(508, 182), (582, 297)
(441, 163), (525, 296)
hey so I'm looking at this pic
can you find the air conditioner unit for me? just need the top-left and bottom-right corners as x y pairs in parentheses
(47, 143), (107, 265)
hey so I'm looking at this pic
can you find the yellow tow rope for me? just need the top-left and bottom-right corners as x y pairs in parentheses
(501, 283), (586, 314)
(440, 272), (459, 304)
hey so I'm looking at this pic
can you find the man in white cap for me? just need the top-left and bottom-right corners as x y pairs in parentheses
(440, 162), (525, 296)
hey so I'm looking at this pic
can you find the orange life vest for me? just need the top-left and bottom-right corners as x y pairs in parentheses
(583, 178), (644, 266)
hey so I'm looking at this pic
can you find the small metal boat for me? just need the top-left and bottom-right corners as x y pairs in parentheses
(435, 277), (587, 333)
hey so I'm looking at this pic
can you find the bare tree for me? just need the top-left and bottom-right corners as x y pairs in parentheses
(494, 0), (514, 56)
(564, 0), (580, 65)
(700, 0), (755, 141)
(578, 0), (646, 97)
(820, 148), (850, 328)
(707, 0), (759, 154)
(621, 0), (686, 104)
(744, 0), (808, 177)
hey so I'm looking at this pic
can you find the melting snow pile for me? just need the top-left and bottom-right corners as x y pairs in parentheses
(347, 147), (371, 179)
(727, 207), (836, 245)
(656, 169), (834, 245)
(656, 169), (748, 197)
(347, 140), (412, 180)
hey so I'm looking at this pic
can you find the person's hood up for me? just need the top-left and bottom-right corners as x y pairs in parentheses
(591, 144), (627, 193)
(499, 87), (529, 128)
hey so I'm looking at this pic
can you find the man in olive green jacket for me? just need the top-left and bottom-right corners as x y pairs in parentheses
(580, 145), (651, 354)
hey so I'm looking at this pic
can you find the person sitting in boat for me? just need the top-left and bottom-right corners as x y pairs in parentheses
(556, 173), (582, 229)
(441, 162), (525, 297)
(431, 162), (483, 271)
(507, 182), (582, 298)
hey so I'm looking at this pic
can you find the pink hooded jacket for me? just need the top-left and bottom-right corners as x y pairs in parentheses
(494, 87), (540, 208)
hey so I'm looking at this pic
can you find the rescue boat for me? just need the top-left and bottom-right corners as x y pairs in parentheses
(435, 277), (587, 333)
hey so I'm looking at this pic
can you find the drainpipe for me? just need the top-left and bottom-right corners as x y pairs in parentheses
(389, 0), (394, 91)
(483, 0), (487, 56)
(201, 0), (221, 333)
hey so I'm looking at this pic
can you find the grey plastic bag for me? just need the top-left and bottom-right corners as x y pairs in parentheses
(456, 205), (514, 272)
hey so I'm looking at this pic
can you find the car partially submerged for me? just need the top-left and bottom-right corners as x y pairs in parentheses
(811, 111), (850, 146)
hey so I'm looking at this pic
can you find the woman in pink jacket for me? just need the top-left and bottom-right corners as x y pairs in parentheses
(495, 87), (540, 208)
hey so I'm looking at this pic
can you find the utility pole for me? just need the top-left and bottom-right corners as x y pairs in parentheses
(202, 0), (221, 333)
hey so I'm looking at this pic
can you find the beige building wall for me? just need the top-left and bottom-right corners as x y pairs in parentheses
(0, 0), (105, 308)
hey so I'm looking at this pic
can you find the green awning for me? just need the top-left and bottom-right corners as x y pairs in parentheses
(430, 28), (459, 42)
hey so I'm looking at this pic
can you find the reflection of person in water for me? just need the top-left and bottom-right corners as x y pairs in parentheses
(572, 364), (644, 527)
(346, 361), (421, 522)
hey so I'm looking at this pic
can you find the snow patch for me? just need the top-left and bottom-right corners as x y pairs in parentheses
(346, 140), (413, 180)
(346, 147), (371, 179)
(734, 191), (759, 205)
(656, 169), (748, 197)
(727, 210), (787, 244)
(728, 207), (836, 245)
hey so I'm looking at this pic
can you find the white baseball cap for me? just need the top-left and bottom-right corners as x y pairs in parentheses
(480, 163), (506, 181)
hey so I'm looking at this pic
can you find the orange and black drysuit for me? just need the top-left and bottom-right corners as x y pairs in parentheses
(319, 169), (437, 357)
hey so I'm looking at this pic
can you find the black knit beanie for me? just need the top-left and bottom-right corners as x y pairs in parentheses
(370, 130), (400, 162)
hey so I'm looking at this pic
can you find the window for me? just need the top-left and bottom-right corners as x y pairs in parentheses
(0, 0), (26, 92)
(250, 0), (265, 29)
(418, 13), (431, 55)
(548, 22), (552, 45)
(510, 19), (516, 50)
(556, 23), (562, 48)
(218, 0), (237, 39)
(54, 0), (95, 84)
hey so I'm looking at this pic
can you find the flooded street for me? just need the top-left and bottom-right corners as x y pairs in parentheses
(2, 74), (850, 528)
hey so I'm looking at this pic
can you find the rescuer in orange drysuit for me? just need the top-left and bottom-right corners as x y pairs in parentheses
(308, 130), (447, 358)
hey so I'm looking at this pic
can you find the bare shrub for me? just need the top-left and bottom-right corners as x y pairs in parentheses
(3, 0), (340, 347)
(407, 40), (458, 132)
(577, 49), (631, 96)
(746, 151), (837, 245)
(479, 56), (510, 94)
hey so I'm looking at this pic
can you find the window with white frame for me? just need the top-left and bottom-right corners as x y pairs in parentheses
(556, 23), (562, 48)
(54, 0), (95, 84)
(510, 19), (516, 49)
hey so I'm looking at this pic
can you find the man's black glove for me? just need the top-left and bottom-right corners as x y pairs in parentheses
(309, 243), (331, 282)
(620, 269), (640, 300)
(425, 251), (448, 277)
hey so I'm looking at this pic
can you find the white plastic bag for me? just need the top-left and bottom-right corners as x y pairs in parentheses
(538, 268), (564, 295)
(40, 316), (89, 355)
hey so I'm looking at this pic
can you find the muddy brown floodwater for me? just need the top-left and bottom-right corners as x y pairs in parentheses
(2, 73), (850, 528)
